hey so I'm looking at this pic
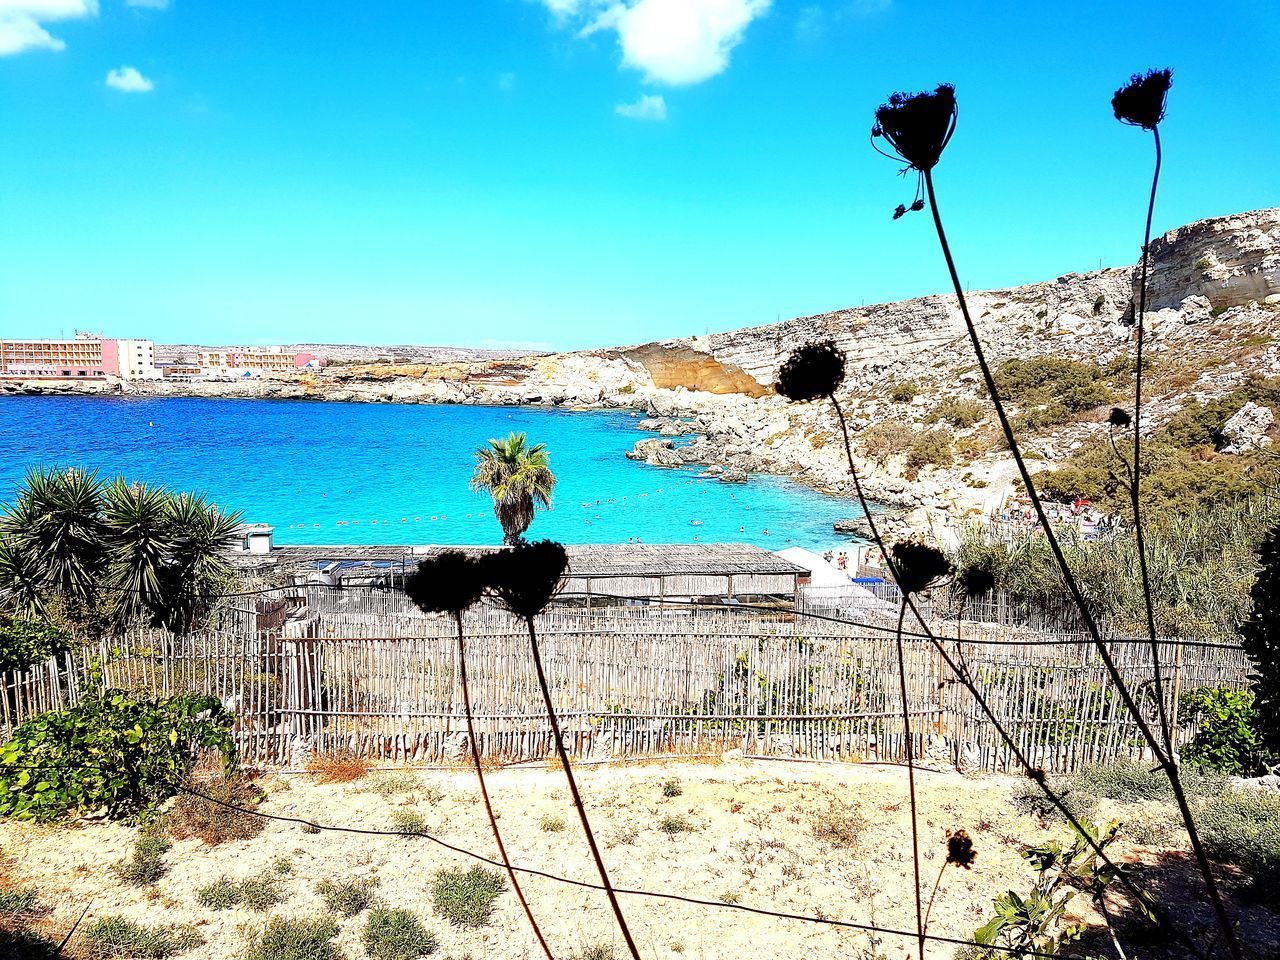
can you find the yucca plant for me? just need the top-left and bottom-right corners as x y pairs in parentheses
(0, 468), (107, 609)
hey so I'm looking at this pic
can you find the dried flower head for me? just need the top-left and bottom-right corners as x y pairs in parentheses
(483, 539), (569, 619)
(955, 563), (996, 600)
(890, 536), (954, 595)
(945, 829), (976, 869)
(776, 341), (847, 402)
(1107, 407), (1132, 429)
(404, 551), (487, 615)
(872, 84), (957, 218)
(1112, 69), (1172, 130)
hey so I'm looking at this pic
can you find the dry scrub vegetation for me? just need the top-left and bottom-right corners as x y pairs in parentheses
(1, 759), (1277, 960)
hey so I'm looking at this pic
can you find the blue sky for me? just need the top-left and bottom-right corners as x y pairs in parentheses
(1, 0), (1277, 351)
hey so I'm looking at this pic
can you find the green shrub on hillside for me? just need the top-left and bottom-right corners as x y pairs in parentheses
(995, 357), (1112, 430)
(363, 908), (438, 960)
(926, 397), (987, 429)
(905, 427), (955, 474)
(889, 379), (921, 403)
(858, 421), (913, 467)
(0, 617), (70, 673)
(0, 686), (234, 822)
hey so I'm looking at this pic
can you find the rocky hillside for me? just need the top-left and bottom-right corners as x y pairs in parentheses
(11, 207), (1279, 536)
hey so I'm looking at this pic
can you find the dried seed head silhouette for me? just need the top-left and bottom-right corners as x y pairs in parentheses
(954, 563), (996, 601)
(872, 83), (957, 217)
(1107, 407), (1133, 429)
(1112, 69), (1172, 129)
(945, 829), (977, 869)
(404, 551), (486, 614)
(484, 539), (569, 619)
(776, 341), (847, 402)
(889, 537), (953, 595)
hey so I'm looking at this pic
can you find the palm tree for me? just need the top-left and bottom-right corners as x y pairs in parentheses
(470, 433), (556, 545)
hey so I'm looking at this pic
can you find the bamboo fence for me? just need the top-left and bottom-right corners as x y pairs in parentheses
(0, 589), (1253, 772)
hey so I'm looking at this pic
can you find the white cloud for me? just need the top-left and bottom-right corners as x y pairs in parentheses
(615, 93), (666, 120)
(0, 0), (97, 56)
(106, 65), (153, 92)
(126, 0), (170, 7)
(543, 0), (769, 86)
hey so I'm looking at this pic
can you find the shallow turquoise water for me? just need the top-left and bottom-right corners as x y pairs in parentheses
(0, 396), (862, 549)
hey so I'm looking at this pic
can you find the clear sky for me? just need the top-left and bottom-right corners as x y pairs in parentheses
(1, 0), (1277, 351)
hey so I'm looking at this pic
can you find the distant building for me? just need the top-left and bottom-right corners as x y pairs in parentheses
(197, 347), (325, 377)
(0, 333), (160, 381)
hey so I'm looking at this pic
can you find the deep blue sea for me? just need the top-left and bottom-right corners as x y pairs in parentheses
(0, 397), (862, 549)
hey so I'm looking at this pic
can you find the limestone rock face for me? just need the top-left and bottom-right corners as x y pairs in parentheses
(1143, 207), (1280, 311)
(1221, 401), (1275, 454)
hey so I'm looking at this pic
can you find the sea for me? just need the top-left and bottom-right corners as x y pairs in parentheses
(0, 396), (864, 550)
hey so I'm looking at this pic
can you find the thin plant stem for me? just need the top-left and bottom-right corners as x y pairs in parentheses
(828, 394), (1206, 960)
(894, 597), (926, 960)
(1130, 127), (1172, 754)
(921, 166), (1241, 960)
(523, 616), (641, 960)
(921, 861), (948, 937)
(455, 612), (555, 960)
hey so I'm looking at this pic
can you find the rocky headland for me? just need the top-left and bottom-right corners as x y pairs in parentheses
(8, 207), (1279, 538)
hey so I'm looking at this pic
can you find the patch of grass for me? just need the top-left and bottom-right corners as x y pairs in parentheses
(1125, 805), (1180, 846)
(165, 772), (265, 846)
(359, 773), (425, 798)
(608, 828), (639, 847)
(540, 815), (567, 833)
(1195, 788), (1280, 902)
(432, 866), (505, 927)
(574, 946), (616, 960)
(272, 856), (294, 876)
(363, 908), (438, 960)
(315, 878), (379, 917)
(390, 809), (430, 836)
(82, 916), (202, 959)
(889, 379), (920, 403)
(716, 890), (741, 905)
(194, 874), (285, 912)
(658, 814), (695, 836)
(305, 749), (370, 784)
(0, 888), (39, 915)
(244, 917), (340, 960)
(113, 823), (171, 887)
(1070, 759), (1225, 805)
(660, 779), (683, 798)
(809, 800), (865, 848)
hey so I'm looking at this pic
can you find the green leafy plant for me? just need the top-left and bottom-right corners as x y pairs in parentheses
(0, 617), (70, 672)
(660, 779), (683, 798)
(974, 819), (1126, 956)
(431, 866), (505, 927)
(363, 907), (438, 960)
(243, 917), (340, 960)
(658, 813), (695, 836)
(0, 686), (234, 821)
(81, 916), (202, 959)
(315, 877), (379, 916)
(390, 809), (429, 836)
(1179, 686), (1271, 775)
(0, 888), (39, 915)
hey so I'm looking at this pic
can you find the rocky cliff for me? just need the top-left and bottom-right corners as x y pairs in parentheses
(9, 207), (1279, 536)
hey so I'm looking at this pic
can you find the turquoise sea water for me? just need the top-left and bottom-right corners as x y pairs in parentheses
(0, 396), (862, 549)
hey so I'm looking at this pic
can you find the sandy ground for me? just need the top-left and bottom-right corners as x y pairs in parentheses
(1, 758), (1276, 960)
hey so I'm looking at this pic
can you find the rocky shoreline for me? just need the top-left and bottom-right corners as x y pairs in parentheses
(6, 206), (1279, 542)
